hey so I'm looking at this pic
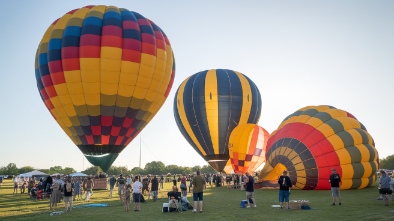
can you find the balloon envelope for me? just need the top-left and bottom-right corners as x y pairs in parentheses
(229, 124), (269, 174)
(173, 69), (261, 171)
(259, 105), (378, 190)
(35, 5), (175, 171)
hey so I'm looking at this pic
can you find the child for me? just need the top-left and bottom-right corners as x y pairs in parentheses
(124, 184), (132, 211)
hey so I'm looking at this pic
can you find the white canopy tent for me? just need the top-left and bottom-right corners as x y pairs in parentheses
(19, 170), (48, 178)
(69, 172), (88, 177)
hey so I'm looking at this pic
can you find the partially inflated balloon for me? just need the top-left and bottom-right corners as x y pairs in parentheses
(35, 5), (175, 171)
(259, 105), (378, 190)
(229, 124), (269, 174)
(174, 69), (261, 172)
(223, 160), (234, 174)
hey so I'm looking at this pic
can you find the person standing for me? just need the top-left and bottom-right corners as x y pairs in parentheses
(63, 177), (73, 212)
(132, 176), (143, 211)
(49, 182), (60, 210)
(116, 174), (126, 202)
(150, 175), (159, 201)
(127, 175), (132, 185)
(13, 176), (19, 194)
(244, 172), (256, 208)
(109, 175), (116, 197)
(160, 175), (164, 189)
(124, 184), (132, 211)
(180, 174), (187, 197)
(84, 177), (94, 201)
(73, 178), (81, 201)
(55, 175), (65, 203)
(192, 171), (206, 213)
(379, 170), (393, 206)
(329, 168), (342, 205)
(278, 170), (292, 209)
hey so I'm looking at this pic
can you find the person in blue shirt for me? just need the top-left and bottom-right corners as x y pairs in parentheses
(379, 170), (392, 206)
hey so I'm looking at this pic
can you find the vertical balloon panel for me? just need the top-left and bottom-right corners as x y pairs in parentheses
(35, 5), (175, 171)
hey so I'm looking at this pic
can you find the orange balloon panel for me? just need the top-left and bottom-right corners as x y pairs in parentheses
(223, 159), (234, 174)
(229, 124), (269, 174)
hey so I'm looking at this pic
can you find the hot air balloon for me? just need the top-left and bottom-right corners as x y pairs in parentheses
(35, 5), (175, 171)
(228, 124), (269, 174)
(259, 105), (378, 190)
(173, 69), (261, 172)
(223, 160), (234, 174)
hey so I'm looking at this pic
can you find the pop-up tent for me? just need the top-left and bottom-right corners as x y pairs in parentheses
(69, 172), (88, 177)
(19, 170), (48, 178)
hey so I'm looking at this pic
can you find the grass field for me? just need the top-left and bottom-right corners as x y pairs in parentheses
(0, 179), (393, 221)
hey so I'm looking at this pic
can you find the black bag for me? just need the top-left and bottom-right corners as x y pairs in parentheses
(140, 194), (145, 202)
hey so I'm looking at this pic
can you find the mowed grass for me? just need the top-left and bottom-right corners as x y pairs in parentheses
(1, 179), (394, 221)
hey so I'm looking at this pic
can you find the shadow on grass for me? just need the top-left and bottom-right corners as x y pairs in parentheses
(1, 180), (394, 221)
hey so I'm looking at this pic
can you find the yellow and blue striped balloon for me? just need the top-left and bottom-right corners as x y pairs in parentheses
(173, 69), (261, 171)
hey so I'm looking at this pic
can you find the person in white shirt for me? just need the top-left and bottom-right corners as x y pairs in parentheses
(132, 176), (143, 211)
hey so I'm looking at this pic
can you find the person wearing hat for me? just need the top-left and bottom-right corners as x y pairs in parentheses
(329, 168), (342, 206)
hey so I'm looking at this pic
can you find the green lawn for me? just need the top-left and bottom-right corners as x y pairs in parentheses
(0, 179), (393, 221)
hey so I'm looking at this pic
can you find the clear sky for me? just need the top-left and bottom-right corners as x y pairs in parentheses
(0, 0), (393, 172)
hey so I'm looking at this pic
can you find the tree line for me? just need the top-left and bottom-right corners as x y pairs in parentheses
(0, 161), (217, 177)
(380, 154), (394, 170)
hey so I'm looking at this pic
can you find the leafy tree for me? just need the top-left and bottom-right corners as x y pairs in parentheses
(165, 164), (183, 175)
(5, 163), (18, 175)
(82, 166), (102, 176)
(107, 166), (130, 176)
(144, 161), (165, 175)
(0, 166), (6, 175)
(380, 154), (394, 170)
(63, 167), (76, 175)
(130, 167), (144, 175)
(191, 165), (201, 173)
(19, 166), (35, 174)
(200, 164), (216, 174)
(50, 166), (64, 174)
(180, 166), (192, 175)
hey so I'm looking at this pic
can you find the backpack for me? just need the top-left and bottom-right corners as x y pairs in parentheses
(181, 200), (188, 211)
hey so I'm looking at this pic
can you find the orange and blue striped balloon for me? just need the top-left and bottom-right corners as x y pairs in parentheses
(173, 69), (261, 172)
(35, 5), (175, 171)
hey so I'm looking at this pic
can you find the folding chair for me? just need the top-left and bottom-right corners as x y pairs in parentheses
(162, 191), (181, 212)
